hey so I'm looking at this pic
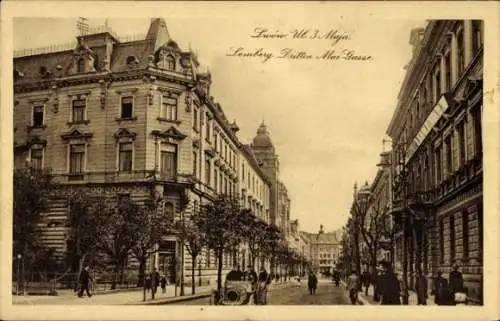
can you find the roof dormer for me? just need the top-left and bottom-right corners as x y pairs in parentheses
(69, 39), (98, 75)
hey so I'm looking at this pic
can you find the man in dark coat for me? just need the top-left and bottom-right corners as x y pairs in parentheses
(361, 269), (371, 296)
(256, 267), (270, 305)
(415, 269), (428, 305)
(378, 262), (401, 305)
(307, 270), (318, 295)
(373, 264), (383, 302)
(77, 266), (93, 298)
(432, 271), (454, 305)
(151, 268), (161, 296)
(449, 264), (464, 298)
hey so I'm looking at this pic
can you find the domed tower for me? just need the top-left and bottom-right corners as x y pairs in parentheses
(251, 122), (280, 225)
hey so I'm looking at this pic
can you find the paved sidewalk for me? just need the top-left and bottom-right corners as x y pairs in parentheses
(356, 285), (436, 305)
(13, 284), (212, 305)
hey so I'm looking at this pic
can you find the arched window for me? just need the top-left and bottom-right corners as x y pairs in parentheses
(77, 58), (85, 73)
(166, 55), (175, 70)
(164, 202), (174, 221)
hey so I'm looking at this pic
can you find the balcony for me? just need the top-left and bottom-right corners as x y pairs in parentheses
(53, 170), (193, 186)
(391, 154), (482, 214)
(433, 155), (482, 202)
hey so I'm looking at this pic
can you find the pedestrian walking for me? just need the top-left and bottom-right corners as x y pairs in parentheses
(361, 269), (371, 296)
(378, 262), (401, 305)
(333, 269), (341, 287)
(346, 270), (360, 305)
(432, 271), (454, 305)
(449, 263), (466, 304)
(373, 265), (383, 302)
(160, 274), (167, 294)
(307, 270), (318, 295)
(145, 275), (151, 292)
(151, 268), (160, 296)
(415, 269), (428, 305)
(77, 266), (93, 298)
(256, 267), (270, 305)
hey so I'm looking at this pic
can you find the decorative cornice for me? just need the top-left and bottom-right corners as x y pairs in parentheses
(25, 136), (47, 147)
(151, 126), (187, 140)
(114, 128), (137, 140)
(61, 128), (93, 140)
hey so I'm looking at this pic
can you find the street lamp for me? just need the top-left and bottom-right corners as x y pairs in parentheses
(16, 253), (22, 296)
(390, 139), (410, 305)
(316, 225), (324, 273)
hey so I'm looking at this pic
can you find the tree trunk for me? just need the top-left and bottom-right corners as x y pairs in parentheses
(137, 256), (146, 287)
(191, 254), (196, 295)
(119, 260), (126, 285)
(217, 249), (223, 292)
(76, 254), (87, 291)
(111, 263), (120, 290)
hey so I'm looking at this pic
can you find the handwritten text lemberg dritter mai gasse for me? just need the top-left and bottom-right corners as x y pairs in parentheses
(225, 27), (373, 63)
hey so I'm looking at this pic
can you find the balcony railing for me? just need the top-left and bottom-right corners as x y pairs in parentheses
(391, 154), (482, 211)
(53, 170), (194, 185)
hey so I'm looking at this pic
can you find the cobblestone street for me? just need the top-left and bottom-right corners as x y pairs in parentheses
(168, 280), (351, 305)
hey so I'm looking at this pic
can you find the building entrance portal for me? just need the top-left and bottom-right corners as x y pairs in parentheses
(158, 240), (177, 284)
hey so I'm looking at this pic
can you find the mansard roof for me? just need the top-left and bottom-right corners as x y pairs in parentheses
(13, 18), (184, 83)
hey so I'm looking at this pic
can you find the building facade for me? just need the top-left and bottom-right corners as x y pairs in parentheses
(13, 18), (284, 286)
(250, 123), (291, 236)
(365, 152), (393, 267)
(308, 229), (342, 275)
(387, 20), (483, 303)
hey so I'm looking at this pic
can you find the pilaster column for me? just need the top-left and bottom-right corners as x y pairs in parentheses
(438, 53), (445, 95)
(464, 20), (474, 67)
(450, 31), (459, 85)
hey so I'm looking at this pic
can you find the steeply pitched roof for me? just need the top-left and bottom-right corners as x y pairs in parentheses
(146, 18), (172, 53)
(110, 40), (153, 73)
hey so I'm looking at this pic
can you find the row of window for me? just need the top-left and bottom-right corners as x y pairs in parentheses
(438, 203), (483, 263)
(406, 104), (482, 192)
(192, 104), (239, 172)
(28, 141), (178, 179)
(29, 93), (179, 129)
(407, 20), (483, 138)
(241, 163), (267, 201)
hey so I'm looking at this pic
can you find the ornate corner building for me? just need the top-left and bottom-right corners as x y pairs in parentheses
(13, 18), (295, 285)
(387, 20), (483, 304)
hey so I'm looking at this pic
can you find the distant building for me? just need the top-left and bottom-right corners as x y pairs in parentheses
(307, 228), (342, 274)
(250, 123), (291, 236)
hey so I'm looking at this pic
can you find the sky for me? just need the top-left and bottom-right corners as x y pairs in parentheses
(13, 13), (426, 234)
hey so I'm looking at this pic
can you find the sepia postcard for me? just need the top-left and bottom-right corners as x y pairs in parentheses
(1, 1), (499, 321)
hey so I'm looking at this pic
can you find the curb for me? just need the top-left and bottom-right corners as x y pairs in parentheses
(129, 292), (211, 305)
(13, 287), (143, 297)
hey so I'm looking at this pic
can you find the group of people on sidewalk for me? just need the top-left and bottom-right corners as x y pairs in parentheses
(144, 268), (169, 295)
(344, 260), (467, 305)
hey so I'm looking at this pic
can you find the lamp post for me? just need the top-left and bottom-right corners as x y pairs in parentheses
(316, 225), (324, 273)
(16, 254), (22, 295)
(393, 140), (410, 305)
